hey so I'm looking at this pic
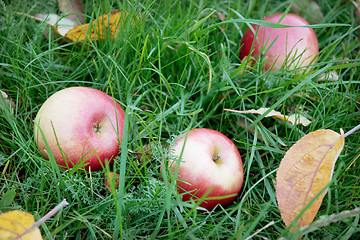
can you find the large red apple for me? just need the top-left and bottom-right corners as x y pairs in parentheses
(239, 13), (319, 71)
(34, 86), (125, 171)
(163, 128), (244, 210)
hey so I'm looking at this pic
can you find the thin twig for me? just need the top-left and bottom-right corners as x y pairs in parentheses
(300, 207), (360, 235)
(16, 199), (69, 239)
(244, 221), (275, 240)
(344, 123), (360, 138)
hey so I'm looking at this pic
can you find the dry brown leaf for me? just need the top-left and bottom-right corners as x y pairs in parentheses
(355, 1), (360, 16)
(198, 8), (226, 30)
(198, 8), (226, 22)
(276, 129), (345, 231)
(353, 0), (360, 40)
(291, 0), (324, 24)
(65, 10), (130, 42)
(104, 172), (120, 192)
(236, 117), (265, 142)
(238, 56), (256, 74)
(0, 210), (43, 240)
(215, 11), (226, 22)
(129, 143), (154, 163)
(317, 70), (339, 82)
(57, 0), (85, 24)
(224, 107), (311, 126)
(0, 89), (15, 109)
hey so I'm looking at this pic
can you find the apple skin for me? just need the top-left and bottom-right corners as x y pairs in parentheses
(34, 86), (125, 171)
(163, 128), (244, 210)
(239, 13), (319, 71)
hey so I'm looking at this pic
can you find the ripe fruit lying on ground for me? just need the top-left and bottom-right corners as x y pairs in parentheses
(34, 86), (125, 171)
(239, 13), (319, 71)
(163, 128), (244, 210)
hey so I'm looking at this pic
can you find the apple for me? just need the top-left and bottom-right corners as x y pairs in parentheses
(239, 13), (319, 71)
(163, 128), (244, 210)
(34, 86), (125, 171)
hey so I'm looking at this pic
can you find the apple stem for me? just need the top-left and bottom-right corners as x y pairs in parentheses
(212, 154), (220, 162)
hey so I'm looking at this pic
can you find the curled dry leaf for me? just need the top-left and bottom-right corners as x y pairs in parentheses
(35, 13), (77, 36)
(104, 172), (120, 192)
(224, 107), (311, 126)
(0, 210), (43, 240)
(276, 129), (345, 231)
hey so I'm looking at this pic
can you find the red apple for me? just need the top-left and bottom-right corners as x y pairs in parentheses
(34, 86), (125, 171)
(163, 128), (244, 210)
(239, 13), (319, 71)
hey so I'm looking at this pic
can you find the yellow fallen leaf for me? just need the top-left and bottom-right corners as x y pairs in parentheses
(25, 9), (136, 43)
(0, 210), (43, 240)
(276, 129), (345, 231)
(224, 107), (311, 126)
(64, 10), (130, 42)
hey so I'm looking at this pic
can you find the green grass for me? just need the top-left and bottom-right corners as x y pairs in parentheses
(1, 0), (360, 239)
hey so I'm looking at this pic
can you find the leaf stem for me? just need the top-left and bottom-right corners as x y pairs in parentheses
(279, 207), (360, 239)
(344, 123), (360, 138)
(16, 199), (69, 239)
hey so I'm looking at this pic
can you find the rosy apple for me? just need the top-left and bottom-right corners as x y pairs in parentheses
(239, 13), (319, 71)
(34, 86), (125, 171)
(163, 128), (244, 210)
